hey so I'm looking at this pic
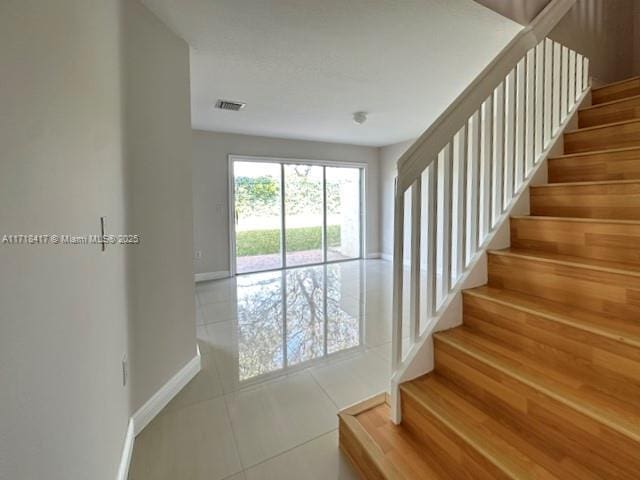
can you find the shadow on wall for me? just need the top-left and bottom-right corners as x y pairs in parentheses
(549, 0), (635, 85)
(473, 0), (551, 25)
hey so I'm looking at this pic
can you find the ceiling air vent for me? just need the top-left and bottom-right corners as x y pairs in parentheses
(215, 99), (246, 111)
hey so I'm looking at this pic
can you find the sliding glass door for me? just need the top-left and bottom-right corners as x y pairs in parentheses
(232, 158), (363, 274)
(326, 166), (361, 262)
(284, 164), (324, 267)
(234, 161), (283, 274)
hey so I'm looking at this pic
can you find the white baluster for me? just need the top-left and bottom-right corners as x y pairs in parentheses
(535, 41), (544, 160)
(504, 70), (516, 208)
(515, 58), (526, 192)
(576, 53), (584, 98)
(492, 83), (505, 223)
(409, 178), (421, 344)
(525, 48), (536, 177)
(441, 143), (453, 299)
(561, 46), (569, 121)
(568, 50), (576, 109)
(480, 95), (493, 242)
(426, 161), (438, 317)
(543, 39), (553, 149)
(467, 112), (481, 259)
(391, 180), (405, 370)
(583, 57), (590, 89)
(454, 125), (468, 281)
(552, 42), (561, 134)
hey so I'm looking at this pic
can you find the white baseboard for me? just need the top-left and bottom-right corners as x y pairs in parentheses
(195, 270), (230, 282)
(132, 350), (202, 435)
(365, 252), (382, 259)
(380, 253), (393, 262)
(116, 419), (134, 480)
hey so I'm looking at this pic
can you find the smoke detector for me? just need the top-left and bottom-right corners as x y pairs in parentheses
(353, 111), (368, 125)
(215, 99), (246, 111)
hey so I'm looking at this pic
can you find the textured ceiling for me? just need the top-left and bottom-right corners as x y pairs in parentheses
(143, 0), (521, 146)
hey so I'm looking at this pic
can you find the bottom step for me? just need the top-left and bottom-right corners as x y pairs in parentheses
(339, 394), (453, 479)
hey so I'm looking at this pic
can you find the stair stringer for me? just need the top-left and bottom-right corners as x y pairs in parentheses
(389, 88), (592, 424)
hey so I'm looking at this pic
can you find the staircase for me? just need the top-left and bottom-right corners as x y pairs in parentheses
(340, 76), (640, 479)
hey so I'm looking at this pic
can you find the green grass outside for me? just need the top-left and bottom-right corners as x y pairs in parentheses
(237, 225), (341, 256)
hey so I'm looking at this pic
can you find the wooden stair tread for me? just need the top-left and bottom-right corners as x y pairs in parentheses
(592, 76), (640, 105)
(511, 214), (640, 225)
(489, 248), (640, 277)
(548, 145), (640, 160)
(531, 178), (640, 188)
(529, 180), (640, 220)
(565, 117), (640, 134)
(578, 94), (640, 128)
(563, 118), (640, 154)
(592, 76), (640, 92)
(402, 375), (563, 480)
(547, 147), (640, 183)
(579, 93), (640, 112)
(463, 285), (640, 348)
(434, 327), (640, 443)
(340, 399), (455, 480)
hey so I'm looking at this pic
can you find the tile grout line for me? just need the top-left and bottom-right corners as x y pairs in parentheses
(242, 428), (340, 475)
(223, 370), (340, 472)
(308, 367), (341, 411)
(220, 388), (246, 478)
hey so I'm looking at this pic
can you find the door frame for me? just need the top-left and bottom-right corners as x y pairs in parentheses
(228, 154), (367, 276)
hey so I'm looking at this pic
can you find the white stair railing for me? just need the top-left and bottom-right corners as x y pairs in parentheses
(390, 0), (590, 422)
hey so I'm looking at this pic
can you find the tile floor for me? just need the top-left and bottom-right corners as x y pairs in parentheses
(129, 259), (416, 480)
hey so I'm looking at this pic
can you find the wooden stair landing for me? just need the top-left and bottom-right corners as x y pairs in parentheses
(340, 76), (640, 479)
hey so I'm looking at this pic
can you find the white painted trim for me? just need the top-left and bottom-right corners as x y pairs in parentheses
(228, 154), (368, 169)
(132, 350), (202, 436)
(116, 419), (134, 480)
(228, 155), (238, 276)
(365, 252), (382, 259)
(195, 270), (230, 282)
(380, 253), (393, 262)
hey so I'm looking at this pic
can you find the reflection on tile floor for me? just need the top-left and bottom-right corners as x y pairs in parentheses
(130, 259), (416, 480)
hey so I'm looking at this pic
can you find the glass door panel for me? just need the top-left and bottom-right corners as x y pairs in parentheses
(234, 161), (282, 273)
(284, 164), (324, 267)
(325, 167), (361, 261)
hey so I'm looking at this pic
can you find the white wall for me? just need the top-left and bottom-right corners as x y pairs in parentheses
(0, 1), (197, 478)
(123, 0), (197, 412)
(0, 2), (130, 478)
(192, 130), (380, 275)
(379, 140), (415, 259)
(549, 0), (636, 85)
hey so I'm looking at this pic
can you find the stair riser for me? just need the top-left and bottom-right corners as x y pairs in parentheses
(564, 121), (640, 154)
(548, 150), (640, 183)
(579, 97), (640, 128)
(463, 293), (640, 369)
(434, 339), (640, 479)
(530, 182), (640, 220)
(592, 79), (640, 105)
(400, 392), (511, 480)
(487, 253), (640, 320)
(463, 296), (640, 399)
(510, 217), (640, 264)
(338, 418), (386, 480)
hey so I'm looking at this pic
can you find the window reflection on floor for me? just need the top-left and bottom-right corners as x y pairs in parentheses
(235, 263), (363, 384)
